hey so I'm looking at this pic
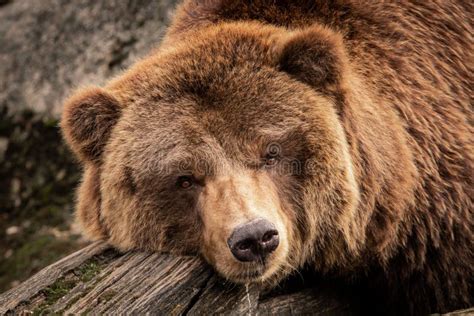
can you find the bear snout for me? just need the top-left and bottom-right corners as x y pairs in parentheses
(227, 218), (280, 262)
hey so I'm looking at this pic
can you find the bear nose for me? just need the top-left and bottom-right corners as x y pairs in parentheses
(227, 218), (279, 262)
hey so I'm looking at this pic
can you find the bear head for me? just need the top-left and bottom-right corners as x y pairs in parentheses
(61, 22), (363, 285)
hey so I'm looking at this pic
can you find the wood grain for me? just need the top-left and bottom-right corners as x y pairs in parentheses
(0, 241), (109, 314)
(0, 243), (472, 315)
(186, 275), (259, 315)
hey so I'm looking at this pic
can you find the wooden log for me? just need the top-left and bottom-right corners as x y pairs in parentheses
(0, 241), (110, 314)
(0, 243), (472, 315)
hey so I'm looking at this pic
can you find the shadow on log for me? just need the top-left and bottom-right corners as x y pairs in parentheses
(0, 242), (472, 315)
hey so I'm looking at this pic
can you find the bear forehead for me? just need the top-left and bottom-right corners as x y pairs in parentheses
(115, 82), (311, 167)
(116, 66), (315, 157)
(112, 35), (313, 132)
(108, 23), (291, 105)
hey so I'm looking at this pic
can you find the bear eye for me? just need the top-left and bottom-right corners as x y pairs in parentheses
(264, 153), (280, 167)
(177, 175), (194, 189)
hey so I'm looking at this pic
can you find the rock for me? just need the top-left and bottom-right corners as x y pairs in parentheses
(6, 226), (20, 236)
(4, 249), (13, 259)
(0, 0), (178, 117)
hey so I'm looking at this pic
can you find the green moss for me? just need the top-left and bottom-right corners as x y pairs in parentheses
(29, 257), (105, 314)
(32, 306), (55, 316)
(32, 278), (77, 315)
(43, 279), (77, 305)
(75, 260), (102, 283)
(32, 305), (62, 316)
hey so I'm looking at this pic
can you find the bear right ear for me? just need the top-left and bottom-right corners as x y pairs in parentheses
(276, 25), (348, 93)
(61, 87), (122, 163)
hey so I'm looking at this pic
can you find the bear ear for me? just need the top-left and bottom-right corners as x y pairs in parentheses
(61, 87), (122, 163)
(277, 26), (348, 92)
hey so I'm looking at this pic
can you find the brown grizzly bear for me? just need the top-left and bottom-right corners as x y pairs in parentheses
(61, 0), (473, 314)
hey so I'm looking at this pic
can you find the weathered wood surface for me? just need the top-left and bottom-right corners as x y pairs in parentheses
(0, 242), (353, 315)
(0, 242), (472, 315)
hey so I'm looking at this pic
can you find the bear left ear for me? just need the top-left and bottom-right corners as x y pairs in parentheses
(277, 25), (348, 92)
(61, 87), (122, 164)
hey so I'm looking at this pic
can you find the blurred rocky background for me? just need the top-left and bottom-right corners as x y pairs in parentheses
(0, 0), (177, 293)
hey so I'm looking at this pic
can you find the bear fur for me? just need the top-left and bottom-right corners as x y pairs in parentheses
(61, 0), (473, 314)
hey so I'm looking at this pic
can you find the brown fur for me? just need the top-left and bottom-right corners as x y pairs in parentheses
(61, 1), (473, 314)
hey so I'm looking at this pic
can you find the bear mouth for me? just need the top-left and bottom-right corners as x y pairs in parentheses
(231, 270), (264, 283)
(224, 263), (268, 283)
